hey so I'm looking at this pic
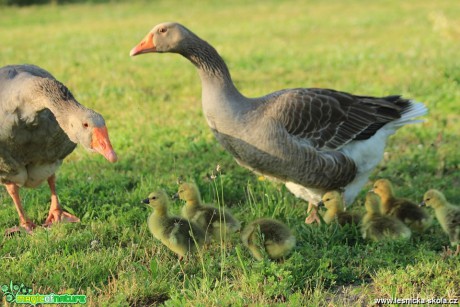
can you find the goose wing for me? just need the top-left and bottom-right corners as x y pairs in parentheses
(267, 88), (408, 150)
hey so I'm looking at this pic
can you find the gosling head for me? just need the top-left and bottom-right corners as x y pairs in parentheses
(420, 189), (446, 209)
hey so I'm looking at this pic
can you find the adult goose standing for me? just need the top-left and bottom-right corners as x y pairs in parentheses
(130, 22), (427, 223)
(0, 64), (117, 234)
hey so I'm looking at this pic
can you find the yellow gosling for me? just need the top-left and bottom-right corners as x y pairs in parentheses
(143, 190), (206, 260)
(361, 191), (411, 241)
(421, 189), (460, 256)
(241, 218), (296, 261)
(372, 179), (432, 232)
(318, 190), (361, 226)
(177, 182), (240, 241)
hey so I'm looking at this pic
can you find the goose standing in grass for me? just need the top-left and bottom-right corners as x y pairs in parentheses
(143, 190), (206, 260)
(0, 64), (117, 235)
(421, 189), (460, 256)
(176, 182), (240, 241)
(130, 22), (427, 224)
(372, 179), (432, 232)
(361, 191), (411, 241)
(241, 218), (296, 261)
(318, 190), (361, 226)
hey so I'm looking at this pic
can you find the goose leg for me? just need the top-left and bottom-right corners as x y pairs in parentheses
(4, 183), (36, 235)
(43, 174), (80, 227)
(304, 202), (320, 224)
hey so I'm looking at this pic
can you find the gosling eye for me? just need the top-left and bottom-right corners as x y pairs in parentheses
(151, 196), (157, 200)
(83, 122), (89, 128)
(159, 27), (167, 34)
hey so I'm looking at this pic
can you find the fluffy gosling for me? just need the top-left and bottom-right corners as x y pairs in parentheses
(421, 189), (460, 256)
(143, 190), (206, 260)
(241, 218), (296, 261)
(318, 190), (361, 226)
(361, 191), (411, 241)
(176, 182), (240, 241)
(372, 179), (432, 232)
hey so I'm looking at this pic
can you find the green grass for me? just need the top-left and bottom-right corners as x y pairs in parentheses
(1, 0), (459, 305)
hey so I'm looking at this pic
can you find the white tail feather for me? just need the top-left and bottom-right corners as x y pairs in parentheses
(394, 100), (428, 127)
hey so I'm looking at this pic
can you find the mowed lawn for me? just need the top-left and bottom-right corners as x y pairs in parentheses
(1, 0), (459, 305)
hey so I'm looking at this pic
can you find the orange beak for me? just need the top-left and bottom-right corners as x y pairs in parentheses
(130, 32), (156, 56)
(91, 126), (118, 163)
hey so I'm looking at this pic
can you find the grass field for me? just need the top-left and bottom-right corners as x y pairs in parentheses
(1, 0), (459, 305)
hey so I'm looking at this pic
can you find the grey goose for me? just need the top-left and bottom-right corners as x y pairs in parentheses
(130, 22), (427, 223)
(0, 64), (117, 234)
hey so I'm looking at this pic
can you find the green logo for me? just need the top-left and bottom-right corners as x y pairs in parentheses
(1, 281), (86, 305)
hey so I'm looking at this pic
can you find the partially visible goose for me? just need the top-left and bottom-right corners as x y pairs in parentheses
(318, 190), (361, 226)
(361, 191), (411, 241)
(421, 189), (460, 256)
(0, 64), (117, 234)
(130, 22), (427, 223)
(372, 179), (432, 232)
(241, 218), (296, 261)
(143, 190), (206, 260)
(176, 182), (240, 241)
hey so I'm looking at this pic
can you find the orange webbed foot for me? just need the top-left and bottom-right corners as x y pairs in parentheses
(305, 206), (321, 224)
(5, 220), (36, 236)
(43, 209), (80, 227)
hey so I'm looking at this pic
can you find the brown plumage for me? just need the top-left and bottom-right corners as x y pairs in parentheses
(372, 179), (432, 232)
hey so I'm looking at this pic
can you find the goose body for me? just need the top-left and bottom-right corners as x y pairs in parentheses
(0, 64), (117, 233)
(318, 190), (361, 226)
(421, 189), (460, 255)
(143, 190), (206, 259)
(176, 182), (240, 241)
(241, 218), (296, 261)
(372, 179), (432, 232)
(361, 191), (411, 241)
(130, 23), (427, 210)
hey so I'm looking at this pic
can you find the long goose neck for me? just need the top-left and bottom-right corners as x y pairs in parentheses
(181, 37), (243, 98)
(32, 78), (85, 132)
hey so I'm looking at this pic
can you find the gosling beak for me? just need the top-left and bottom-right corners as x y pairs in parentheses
(91, 126), (118, 163)
(419, 201), (426, 207)
(172, 193), (179, 200)
(130, 32), (155, 56)
(317, 200), (325, 209)
(142, 198), (150, 204)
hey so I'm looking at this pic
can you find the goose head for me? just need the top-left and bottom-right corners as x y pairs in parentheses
(130, 22), (193, 56)
(67, 108), (117, 163)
